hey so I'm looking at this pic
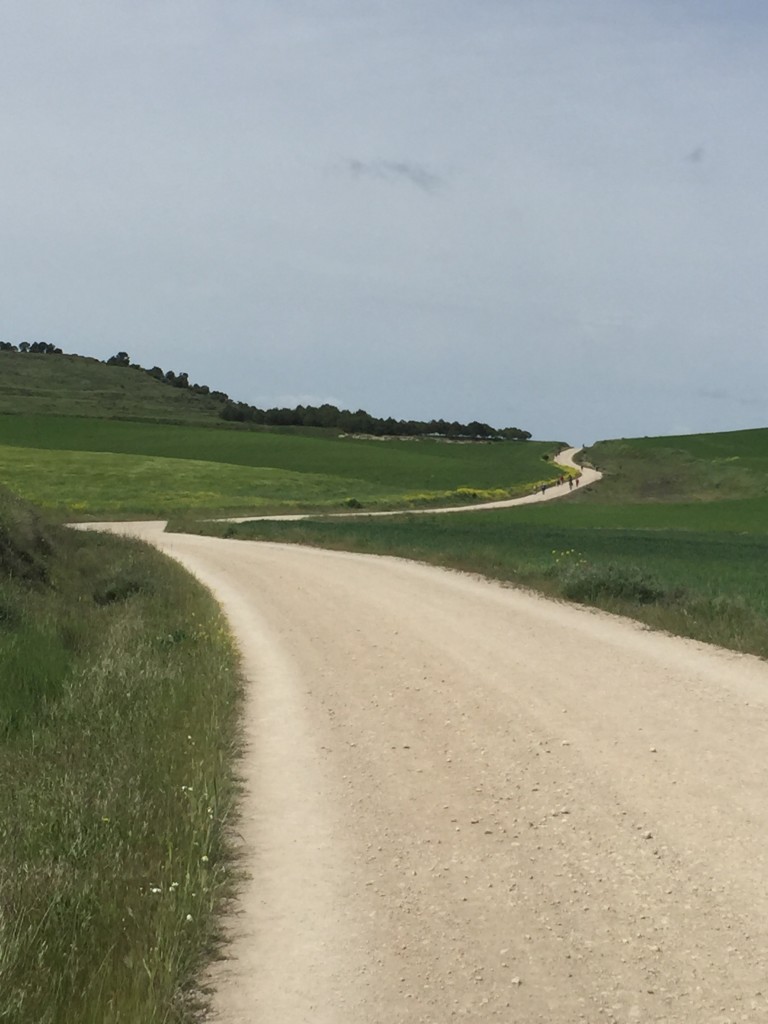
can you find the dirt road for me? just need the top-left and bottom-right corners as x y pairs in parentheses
(86, 520), (768, 1023)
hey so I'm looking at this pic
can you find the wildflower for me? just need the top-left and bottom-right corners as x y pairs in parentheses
(185, 914), (193, 923)
(149, 887), (162, 895)
(201, 855), (209, 863)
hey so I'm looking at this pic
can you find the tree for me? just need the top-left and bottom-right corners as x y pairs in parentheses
(107, 351), (130, 366)
(499, 427), (532, 441)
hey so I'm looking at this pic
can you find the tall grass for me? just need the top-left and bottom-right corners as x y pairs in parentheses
(0, 489), (242, 1022)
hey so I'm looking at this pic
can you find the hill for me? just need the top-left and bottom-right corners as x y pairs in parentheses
(0, 352), (555, 518)
(581, 428), (768, 504)
(0, 348), (531, 440)
(0, 350), (230, 425)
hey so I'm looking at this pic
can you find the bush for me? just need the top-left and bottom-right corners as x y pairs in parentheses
(559, 562), (667, 605)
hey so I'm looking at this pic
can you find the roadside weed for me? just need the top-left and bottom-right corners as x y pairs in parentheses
(0, 490), (243, 1022)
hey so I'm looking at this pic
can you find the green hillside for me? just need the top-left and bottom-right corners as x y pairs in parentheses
(0, 356), (555, 518)
(0, 351), (227, 424)
(0, 348), (532, 440)
(581, 428), (768, 503)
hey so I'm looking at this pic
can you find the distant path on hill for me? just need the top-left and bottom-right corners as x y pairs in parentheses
(224, 445), (602, 523)
(80, 518), (768, 1024)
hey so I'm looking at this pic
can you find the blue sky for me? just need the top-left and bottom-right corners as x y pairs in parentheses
(1, 1), (766, 441)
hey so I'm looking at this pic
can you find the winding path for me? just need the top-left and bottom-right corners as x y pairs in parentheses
(80, 451), (768, 1023)
(224, 446), (601, 523)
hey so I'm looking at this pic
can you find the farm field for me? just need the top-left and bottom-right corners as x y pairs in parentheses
(0, 414), (559, 518)
(463, 493), (768, 534)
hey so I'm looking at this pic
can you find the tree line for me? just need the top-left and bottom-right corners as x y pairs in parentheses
(106, 351), (532, 440)
(0, 341), (531, 440)
(1, 340), (63, 354)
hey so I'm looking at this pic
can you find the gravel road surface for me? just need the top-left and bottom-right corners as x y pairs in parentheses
(86, 519), (768, 1024)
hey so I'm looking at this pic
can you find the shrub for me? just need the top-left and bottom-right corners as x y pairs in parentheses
(559, 562), (667, 605)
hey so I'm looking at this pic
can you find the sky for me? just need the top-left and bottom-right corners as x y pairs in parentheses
(1, 0), (767, 442)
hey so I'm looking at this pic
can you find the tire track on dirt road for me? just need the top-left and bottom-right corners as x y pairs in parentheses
(84, 519), (768, 1023)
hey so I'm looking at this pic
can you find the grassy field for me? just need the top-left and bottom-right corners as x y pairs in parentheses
(0, 414), (561, 518)
(0, 351), (227, 424)
(181, 427), (768, 660)
(582, 427), (768, 502)
(450, 492), (768, 534)
(0, 487), (242, 1022)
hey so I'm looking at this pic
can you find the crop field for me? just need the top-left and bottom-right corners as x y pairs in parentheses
(0, 444), (402, 518)
(183, 427), (768, 659)
(0, 414), (560, 518)
(465, 493), (768, 534)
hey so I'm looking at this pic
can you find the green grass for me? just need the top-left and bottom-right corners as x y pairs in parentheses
(456, 492), (768, 534)
(582, 427), (768, 503)
(0, 414), (561, 518)
(0, 352), (229, 424)
(0, 487), (242, 1022)
(0, 444), (410, 518)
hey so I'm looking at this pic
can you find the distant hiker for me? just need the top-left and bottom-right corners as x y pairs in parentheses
(575, 477), (580, 487)
(540, 484), (547, 495)
(568, 477), (573, 491)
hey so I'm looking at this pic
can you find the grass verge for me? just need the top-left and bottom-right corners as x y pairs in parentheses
(179, 511), (768, 660)
(0, 487), (242, 1023)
